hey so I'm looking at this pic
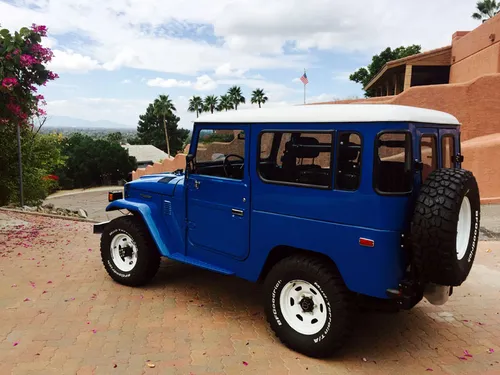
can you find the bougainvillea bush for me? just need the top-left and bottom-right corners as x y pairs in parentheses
(0, 24), (59, 205)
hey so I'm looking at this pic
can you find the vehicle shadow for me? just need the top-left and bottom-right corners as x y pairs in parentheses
(146, 259), (440, 362)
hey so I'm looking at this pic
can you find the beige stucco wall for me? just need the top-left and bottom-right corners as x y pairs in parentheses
(450, 14), (500, 83)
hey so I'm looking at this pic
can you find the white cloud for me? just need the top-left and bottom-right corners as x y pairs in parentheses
(214, 63), (247, 78)
(292, 77), (301, 84)
(0, 0), (478, 76)
(193, 75), (218, 91)
(147, 78), (192, 88)
(48, 49), (102, 73)
(121, 79), (132, 84)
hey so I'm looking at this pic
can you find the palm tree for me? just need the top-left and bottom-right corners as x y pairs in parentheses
(204, 95), (219, 114)
(227, 86), (245, 110)
(217, 95), (234, 111)
(472, 0), (500, 21)
(153, 94), (176, 157)
(188, 96), (204, 118)
(250, 88), (268, 108)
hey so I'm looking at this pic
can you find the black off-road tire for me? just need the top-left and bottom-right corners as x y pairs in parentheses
(263, 255), (353, 358)
(412, 168), (480, 286)
(100, 216), (160, 286)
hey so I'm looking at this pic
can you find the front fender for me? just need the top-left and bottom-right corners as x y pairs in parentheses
(106, 199), (171, 256)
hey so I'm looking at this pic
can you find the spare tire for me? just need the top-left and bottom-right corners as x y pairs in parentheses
(411, 168), (480, 286)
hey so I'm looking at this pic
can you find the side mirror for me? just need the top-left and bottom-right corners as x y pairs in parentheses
(186, 154), (195, 175)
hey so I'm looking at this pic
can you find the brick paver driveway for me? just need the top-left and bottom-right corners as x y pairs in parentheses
(1, 212), (500, 375)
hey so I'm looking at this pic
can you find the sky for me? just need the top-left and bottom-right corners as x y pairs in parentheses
(1, 0), (480, 130)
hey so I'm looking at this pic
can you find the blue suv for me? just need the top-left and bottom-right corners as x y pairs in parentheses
(95, 104), (480, 358)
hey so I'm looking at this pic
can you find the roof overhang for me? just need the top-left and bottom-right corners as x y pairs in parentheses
(364, 46), (452, 91)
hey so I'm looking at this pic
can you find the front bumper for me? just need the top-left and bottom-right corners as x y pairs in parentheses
(93, 221), (110, 234)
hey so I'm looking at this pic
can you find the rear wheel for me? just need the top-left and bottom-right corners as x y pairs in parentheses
(100, 216), (160, 286)
(412, 168), (480, 286)
(263, 255), (352, 358)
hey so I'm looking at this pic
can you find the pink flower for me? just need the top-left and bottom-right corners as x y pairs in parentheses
(13, 342), (19, 347)
(38, 108), (47, 116)
(31, 24), (48, 37)
(2, 77), (19, 89)
(47, 71), (59, 80)
(20, 54), (39, 67)
(36, 95), (45, 101)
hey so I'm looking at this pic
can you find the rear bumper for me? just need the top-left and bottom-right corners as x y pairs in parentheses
(93, 221), (110, 234)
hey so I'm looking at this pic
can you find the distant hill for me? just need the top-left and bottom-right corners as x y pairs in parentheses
(44, 115), (135, 129)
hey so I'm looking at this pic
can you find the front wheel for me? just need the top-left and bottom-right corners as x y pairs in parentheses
(100, 216), (160, 286)
(263, 255), (353, 358)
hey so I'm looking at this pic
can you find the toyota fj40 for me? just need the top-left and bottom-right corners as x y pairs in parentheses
(94, 104), (480, 358)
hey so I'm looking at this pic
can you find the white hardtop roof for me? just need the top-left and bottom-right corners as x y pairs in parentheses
(195, 104), (460, 126)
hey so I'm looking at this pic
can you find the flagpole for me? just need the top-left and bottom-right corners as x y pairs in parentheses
(303, 69), (306, 105)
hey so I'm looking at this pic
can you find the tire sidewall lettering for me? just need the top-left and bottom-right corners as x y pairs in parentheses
(312, 281), (332, 344)
(272, 280), (283, 326)
(468, 209), (479, 263)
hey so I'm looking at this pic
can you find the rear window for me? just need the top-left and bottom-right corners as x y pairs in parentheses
(420, 135), (437, 182)
(374, 132), (413, 194)
(442, 135), (455, 168)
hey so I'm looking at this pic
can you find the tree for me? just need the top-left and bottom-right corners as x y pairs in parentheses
(217, 95), (234, 111)
(188, 96), (204, 117)
(106, 132), (124, 144)
(349, 45), (421, 97)
(153, 94), (176, 157)
(204, 95), (219, 114)
(56, 133), (137, 189)
(228, 86), (245, 110)
(472, 0), (500, 21)
(0, 24), (58, 205)
(251, 88), (268, 108)
(136, 103), (190, 156)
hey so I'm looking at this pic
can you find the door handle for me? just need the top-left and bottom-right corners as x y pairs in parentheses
(231, 208), (244, 217)
(194, 180), (200, 189)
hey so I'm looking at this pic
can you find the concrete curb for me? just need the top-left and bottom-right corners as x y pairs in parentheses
(0, 207), (100, 224)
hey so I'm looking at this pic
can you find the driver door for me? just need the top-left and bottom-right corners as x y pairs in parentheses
(186, 126), (250, 260)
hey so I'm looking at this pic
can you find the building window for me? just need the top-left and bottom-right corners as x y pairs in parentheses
(193, 129), (245, 180)
(258, 131), (333, 188)
(335, 132), (362, 191)
(374, 132), (412, 194)
(420, 135), (437, 182)
(441, 135), (455, 168)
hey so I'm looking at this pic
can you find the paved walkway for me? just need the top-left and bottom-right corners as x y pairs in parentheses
(1, 212), (500, 374)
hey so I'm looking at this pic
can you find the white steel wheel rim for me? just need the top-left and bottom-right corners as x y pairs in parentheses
(110, 233), (138, 272)
(279, 280), (327, 335)
(456, 196), (472, 261)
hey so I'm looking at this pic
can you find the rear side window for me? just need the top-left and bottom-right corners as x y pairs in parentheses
(420, 135), (437, 182)
(335, 132), (362, 191)
(258, 131), (333, 188)
(375, 132), (412, 194)
(442, 135), (455, 168)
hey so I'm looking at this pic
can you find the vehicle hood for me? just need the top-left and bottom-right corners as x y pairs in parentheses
(126, 173), (184, 196)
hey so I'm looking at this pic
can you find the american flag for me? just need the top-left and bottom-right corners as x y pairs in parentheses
(300, 71), (309, 85)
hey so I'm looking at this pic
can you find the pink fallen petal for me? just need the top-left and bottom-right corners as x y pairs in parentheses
(42, 291), (47, 294)
(478, 322), (485, 326)
(488, 348), (495, 354)
(462, 320), (469, 323)
(66, 275), (70, 278)
(242, 361), (248, 366)
(458, 356), (467, 360)
(86, 321), (91, 325)
(92, 329), (97, 333)
(11, 284), (17, 287)
(13, 342), (19, 347)
(426, 369), (433, 372)
(47, 281), (52, 284)
(23, 298), (30, 302)
(70, 297), (75, 301)
(362, 358), (367, 362)
(88, 248), (92, 252)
